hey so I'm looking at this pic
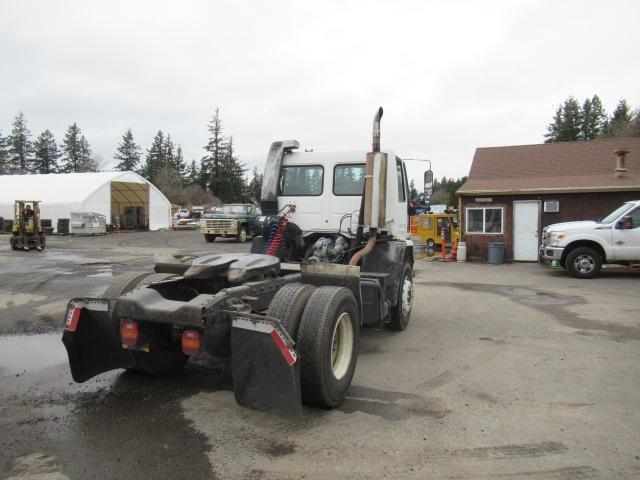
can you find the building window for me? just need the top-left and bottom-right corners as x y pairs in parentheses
(466, 207), (503, 234)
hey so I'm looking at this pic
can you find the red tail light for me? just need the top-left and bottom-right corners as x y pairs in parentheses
(410, 226), (417, 234)
(65, 306), (82, 332)
(182, 330), (201, 356)
(121, 320), (139, 347)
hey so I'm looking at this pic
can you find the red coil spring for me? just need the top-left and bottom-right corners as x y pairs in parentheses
(266, 216), (289, 256)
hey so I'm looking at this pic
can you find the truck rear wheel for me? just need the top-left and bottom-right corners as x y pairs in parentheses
(266, 283), (316, 340)
(565, 247), (602, 278)
(296, 286), (359, 408)
(204, 234), (217, 243)
(387, 261), (413, 331)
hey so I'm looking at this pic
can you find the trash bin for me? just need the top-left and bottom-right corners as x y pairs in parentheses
(487, 242), (505, 264)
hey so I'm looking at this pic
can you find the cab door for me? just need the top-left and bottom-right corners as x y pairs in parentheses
(612, 207), (640, 260)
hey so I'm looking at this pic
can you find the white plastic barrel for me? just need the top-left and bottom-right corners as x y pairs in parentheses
(457, 242), (467, 262)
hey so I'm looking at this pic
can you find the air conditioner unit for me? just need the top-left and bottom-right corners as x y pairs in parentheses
(544, 200), (559, 213)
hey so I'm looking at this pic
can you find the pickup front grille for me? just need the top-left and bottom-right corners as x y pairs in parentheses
(202, 219), (236, 230)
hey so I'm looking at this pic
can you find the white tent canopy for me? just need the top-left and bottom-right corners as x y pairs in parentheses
(0, 171), (171, 231)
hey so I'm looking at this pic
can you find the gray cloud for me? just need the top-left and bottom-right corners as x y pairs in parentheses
(1, 0), (639, 186)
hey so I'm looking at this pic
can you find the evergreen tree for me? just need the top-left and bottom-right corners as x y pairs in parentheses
(607, 99), (632, 137)
(558, 97), (581, 142)
(544, 105), (563, 143)
(60, 123), (84, 172)
(409, 179), (418, 200)
(163, 134), (175, 168)
(0, 130), (9, 175)
(247, 166), (263, 201)
(8, 111), (34, 173)
(114, 128), (142, 172)
(580, 95), (607, 140)
(185, 159), (200, 186)
(173, 145), (187, 180)
(200, 108), (225, 190)
(140, 130), (166, 183)
(33, 130), (61, 174)
(222, 135), (246, 201)
(78, 135), (98, 172)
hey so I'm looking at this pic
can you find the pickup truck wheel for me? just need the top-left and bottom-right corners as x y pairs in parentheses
(204, 234), (217, 243)
(426, 238), (435, 249)
(236, 226), (248, 243)
(565, 247), (602, 278)
(297, 286), (359, 408)
(266, 283), (316, 340)
(387, 261), (413, 331)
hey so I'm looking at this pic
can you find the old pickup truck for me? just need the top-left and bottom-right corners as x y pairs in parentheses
(200, 203), (261, 242)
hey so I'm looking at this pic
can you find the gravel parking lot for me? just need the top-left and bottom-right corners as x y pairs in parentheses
(1, 230), (639, 479)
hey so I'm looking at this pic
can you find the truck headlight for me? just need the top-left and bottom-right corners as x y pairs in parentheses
(549, 231), (565, 245)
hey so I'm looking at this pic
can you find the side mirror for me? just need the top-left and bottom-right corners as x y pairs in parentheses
(424, 170), (434, 197)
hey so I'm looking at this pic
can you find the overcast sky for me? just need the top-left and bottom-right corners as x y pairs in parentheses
(1, 0), (639, 186)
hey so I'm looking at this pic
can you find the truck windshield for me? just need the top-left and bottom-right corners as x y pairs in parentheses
(221, 205), (247, 214)
(600, 203), (633, 224)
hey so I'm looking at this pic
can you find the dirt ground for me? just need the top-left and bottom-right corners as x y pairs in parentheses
(0, 230), (639, 479)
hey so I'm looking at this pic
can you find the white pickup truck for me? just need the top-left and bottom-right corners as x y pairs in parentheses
(540, 200), (640, 278)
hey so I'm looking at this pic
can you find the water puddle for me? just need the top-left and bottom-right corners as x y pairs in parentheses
(0, 333), (67, 374)
(87, 271), (115, 278)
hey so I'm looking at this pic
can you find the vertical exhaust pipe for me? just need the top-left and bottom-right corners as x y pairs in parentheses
(372, 107), (383, 153)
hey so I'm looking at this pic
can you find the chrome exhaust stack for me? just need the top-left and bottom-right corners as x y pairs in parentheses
(372, 107), (383, 153)
(363, 107), (387, 230)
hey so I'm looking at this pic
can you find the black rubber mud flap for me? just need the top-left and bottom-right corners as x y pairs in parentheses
(61, 299), (136, 382)
(230, 313), (302, 416)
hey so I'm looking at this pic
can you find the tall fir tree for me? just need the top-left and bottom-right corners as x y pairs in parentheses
(0, 130), (9, 175)
(60, 123), (84, 172)
(544, 105), (564, 143)
(114, 128), (142, 172)
(223, 135), (246, 201)
(78, 135), (97, 172)
(173, 145), (187, 181)
(607, 99), (633, 137)
(140, 130), (166, 183)
(247, 166), (263, 201)
(33, 130), (61, 174)
(558, 97), (581, 142)
(580, 95), (607, 140)
(200, 108), (225, 190)
(185, 159), (200, 186)
(163, 134), (175, 169)
(8, 111), (34, 173)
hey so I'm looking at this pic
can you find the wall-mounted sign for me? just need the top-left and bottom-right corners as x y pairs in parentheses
(474, 197), (493, 203)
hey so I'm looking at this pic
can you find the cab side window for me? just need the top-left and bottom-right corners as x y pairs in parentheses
(630, 209), (640, 227)
(396, 160), (406, 202)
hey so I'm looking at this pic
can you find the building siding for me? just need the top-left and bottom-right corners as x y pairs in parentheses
(459, 191), (640, 261)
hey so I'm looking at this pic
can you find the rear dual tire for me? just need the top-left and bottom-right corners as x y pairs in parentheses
(267, 284), (359, 408)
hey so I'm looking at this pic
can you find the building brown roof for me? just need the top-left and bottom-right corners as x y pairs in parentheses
(457, 137), (640, 195)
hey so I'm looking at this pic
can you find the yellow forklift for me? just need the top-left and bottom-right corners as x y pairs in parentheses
(10, 200), (46, 251)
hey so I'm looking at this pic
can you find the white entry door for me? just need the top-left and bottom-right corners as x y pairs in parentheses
(513, 201), (540, 261)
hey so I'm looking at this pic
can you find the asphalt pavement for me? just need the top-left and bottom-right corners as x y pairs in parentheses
(0, 230), (639, 479)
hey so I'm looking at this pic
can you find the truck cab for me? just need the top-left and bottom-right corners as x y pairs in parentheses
(263, 148), (410, 239)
